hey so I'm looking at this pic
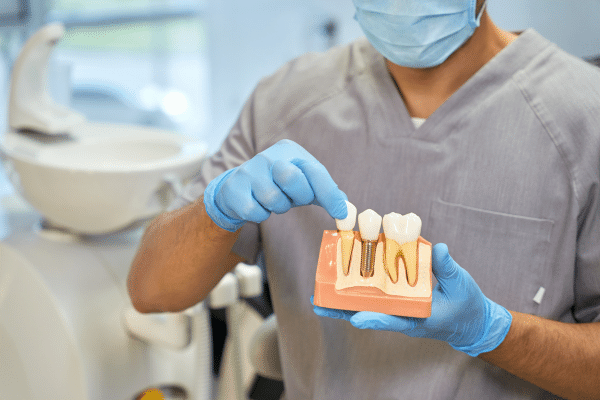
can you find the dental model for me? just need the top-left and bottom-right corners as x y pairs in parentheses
(382, 212), (422, 286)
(335, 201), (357, 276)
(357, 209), (382, 278)
(313, 208), (432, 318)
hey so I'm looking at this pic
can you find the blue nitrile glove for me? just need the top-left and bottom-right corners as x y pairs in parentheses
(313, 243), (513, 357)
(204, 139), (348, 232)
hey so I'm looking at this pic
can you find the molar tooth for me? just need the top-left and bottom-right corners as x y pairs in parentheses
(383, 213), (422, 286)
(335, 201), (357, 275)
(358, 209), (382, 278)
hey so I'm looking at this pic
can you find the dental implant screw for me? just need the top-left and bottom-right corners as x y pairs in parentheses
(360, 240), (377, 278)
(357, 209), (382, 278)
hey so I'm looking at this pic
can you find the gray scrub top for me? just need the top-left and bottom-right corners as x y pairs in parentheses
(173, 30), (600, 399)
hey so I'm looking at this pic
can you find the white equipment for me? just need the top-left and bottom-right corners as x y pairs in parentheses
(0, 22), (263, 400)
(0, 200), (264, 400)
(0, 205), (209, 400)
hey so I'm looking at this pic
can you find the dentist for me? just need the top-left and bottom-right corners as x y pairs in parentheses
(128, 0), (600, 398)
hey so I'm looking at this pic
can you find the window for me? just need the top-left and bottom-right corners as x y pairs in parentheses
(1, 0), (363, 153)
(0, 0), (29, 26)
(47, 0), (210, 144)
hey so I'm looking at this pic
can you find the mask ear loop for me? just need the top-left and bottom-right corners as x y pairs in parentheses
(470, 0), (488, 28)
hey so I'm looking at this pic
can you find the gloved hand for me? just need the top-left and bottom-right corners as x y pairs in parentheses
(313, 243), (513, 357)
(204, 139), (348, 232)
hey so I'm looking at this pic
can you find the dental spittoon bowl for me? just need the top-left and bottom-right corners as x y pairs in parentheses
(0, 122), (207, 235)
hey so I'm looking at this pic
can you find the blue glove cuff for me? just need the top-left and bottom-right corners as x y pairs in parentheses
(451, 300), (512, 357)
(203, 168), (245, 232)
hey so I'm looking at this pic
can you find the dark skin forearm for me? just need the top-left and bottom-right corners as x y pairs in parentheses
(127, 196), (244, 313)
(479, 311), (600, 400)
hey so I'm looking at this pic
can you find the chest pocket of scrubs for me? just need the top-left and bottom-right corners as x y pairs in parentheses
(428, 199), (554, 315)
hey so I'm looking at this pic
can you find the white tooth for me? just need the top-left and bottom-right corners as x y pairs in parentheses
(382, 212), (404, 243)
(383, 212), (422, 287)
(403, 213), (422, 244)
(335, 201), (357, 231)
(357, 209), (382, 241)
(383, 212), (421, 245)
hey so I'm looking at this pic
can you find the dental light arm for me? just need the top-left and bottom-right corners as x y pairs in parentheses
(203, 139), (348, 232)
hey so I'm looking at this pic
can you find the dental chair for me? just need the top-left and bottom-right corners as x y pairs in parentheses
(125, 263), (265, 400)
(0, 22), (270, 400)
(248, 314), (285, 400)
(1, 21), (287, 400)
(209, 268), (285, 400)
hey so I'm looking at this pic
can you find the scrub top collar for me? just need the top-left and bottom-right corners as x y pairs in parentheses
(372, 29), (554, 143)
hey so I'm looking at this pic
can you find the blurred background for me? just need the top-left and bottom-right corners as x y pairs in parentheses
(0, 1), (599, 399)
(1, 0), (599, 159)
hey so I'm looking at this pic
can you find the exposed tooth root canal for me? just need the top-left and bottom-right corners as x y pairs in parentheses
(357, 209), (382, 279)
(333, 232), (431, 298)
(335, 201), (358, 276)
(332, 207), (427, 291)
(339, 231), (355, 275)
(384, 238), (401, 283)
(383, 212), (422, 287)
(400, 241), (419, 286)
(324, 206), (432, 317)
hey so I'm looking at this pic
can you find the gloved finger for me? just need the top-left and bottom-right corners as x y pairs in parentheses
(216, 179), (271, 223)
(350, 312), (417, 332)
(313, 305), (356, 321)
(203, 168), (246, 231)
(313, 306), (351, 321)
(292, 158), (348, 220)
(251, 180), (292, 214)
(272, 160), (315, 206)
(311, 296), (356, 321)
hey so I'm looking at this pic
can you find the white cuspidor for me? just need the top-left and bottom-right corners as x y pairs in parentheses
(2, 22), (208, 235)
(357, 209), (382, 241)
(383, 212), (422, 245)
(335, 201), (357, 231)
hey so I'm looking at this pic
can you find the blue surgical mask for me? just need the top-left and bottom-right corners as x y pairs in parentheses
(353, 0), (487, 68)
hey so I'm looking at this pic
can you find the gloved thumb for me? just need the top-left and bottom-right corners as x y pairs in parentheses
(432, 242), (470, 296)
(432, 243), (460, 280)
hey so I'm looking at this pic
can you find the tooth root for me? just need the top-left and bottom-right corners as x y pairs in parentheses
(400, 240), (419, 287)
(339, 231), (355, 276)
(385, 239), (400, 283)
(383, 211), (422, 286)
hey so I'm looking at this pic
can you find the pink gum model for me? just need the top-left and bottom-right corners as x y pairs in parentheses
(313, 230), (432, 318)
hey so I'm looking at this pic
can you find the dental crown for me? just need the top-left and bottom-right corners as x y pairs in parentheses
(382, 212), (422, 245)
(357, 209), (382, 241)
(335, 201), (357, 231)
